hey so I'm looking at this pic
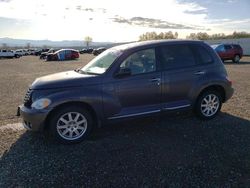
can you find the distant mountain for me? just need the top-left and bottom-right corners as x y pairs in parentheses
(0, 37), (115, 48)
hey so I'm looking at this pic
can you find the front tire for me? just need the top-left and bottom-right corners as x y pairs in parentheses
(195, 90), (222, 120)
(48, 106), (93, 144)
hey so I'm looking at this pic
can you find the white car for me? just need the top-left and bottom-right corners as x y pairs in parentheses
(0, 49), (20, 58)
(15, 49), (25, 56)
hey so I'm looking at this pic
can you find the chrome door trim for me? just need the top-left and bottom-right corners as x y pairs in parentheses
(163, 104), (191, 110)
(108, 109), (161, 120)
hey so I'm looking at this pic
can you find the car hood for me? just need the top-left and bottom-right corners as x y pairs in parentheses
(31, 70), (98, 90)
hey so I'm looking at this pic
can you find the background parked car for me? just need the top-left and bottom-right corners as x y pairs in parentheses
(211, 44), (243, 63)
(0, 49), (20, 58)
(35, 48), (49, 56)
(79, 48), (87, 54)
(40, 48), (55, 59)
(46, 49), (80, 61)
(15, 49), (25, 56)
(28, 49), (36, 55)
(22, 49), (30, 56)
(93, 47), (106, 56)
(79, 48), (94, 54)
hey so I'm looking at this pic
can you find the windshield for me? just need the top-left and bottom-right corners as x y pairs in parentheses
(81, 48), (122, 74)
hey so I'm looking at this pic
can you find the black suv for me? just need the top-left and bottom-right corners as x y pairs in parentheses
(18, 40), (234, 143)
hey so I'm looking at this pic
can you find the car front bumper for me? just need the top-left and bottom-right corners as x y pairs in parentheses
(17, 105), (50, 131)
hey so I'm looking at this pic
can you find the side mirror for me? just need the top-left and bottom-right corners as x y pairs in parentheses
(115, 68), (131, 77)
(74, 67), (81, 72)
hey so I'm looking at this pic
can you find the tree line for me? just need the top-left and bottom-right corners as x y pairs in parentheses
(186, 31), (250, 40)
(139, 31), (178, 41)
(138, 31), (250, 41)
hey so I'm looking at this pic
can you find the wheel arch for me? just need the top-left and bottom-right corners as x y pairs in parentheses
(195, 85), (226, 104)
(44, 101), (99, 131)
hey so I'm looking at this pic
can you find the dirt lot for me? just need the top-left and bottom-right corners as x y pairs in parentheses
(0, 56), (250, 187)
(0, 55), (94, 126)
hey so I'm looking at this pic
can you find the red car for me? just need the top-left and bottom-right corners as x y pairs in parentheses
(211, 44), (243, 63)
(46, 49), (79, 61)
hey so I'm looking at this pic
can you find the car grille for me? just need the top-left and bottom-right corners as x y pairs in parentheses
(24, 88), (32, 107)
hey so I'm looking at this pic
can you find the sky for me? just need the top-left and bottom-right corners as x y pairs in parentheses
(0, 0), (249, 42)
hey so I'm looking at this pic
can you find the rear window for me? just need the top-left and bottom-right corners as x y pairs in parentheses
(158, 44), (196, 70)
(232, 45), (242, 49)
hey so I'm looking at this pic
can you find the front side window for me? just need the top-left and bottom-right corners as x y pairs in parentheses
(120, 48), (156, 75)
(65, 50), (71, 55)
(216, 45), (225, 52)
(159, 44), (196, 70)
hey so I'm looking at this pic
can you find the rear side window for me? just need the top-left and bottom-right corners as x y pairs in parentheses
(158, 44), (196, 70)
(65, 50), (71, 55)
(224, 45), (232, 50)
(192, 45), (213, 64)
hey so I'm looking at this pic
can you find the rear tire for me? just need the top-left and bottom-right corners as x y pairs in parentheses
(195, 90), (222, 120)
(233, 55), (240, 63)
(48, 105), (93, 144)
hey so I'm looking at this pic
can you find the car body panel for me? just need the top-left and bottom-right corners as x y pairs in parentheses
(31, 70), (98, 89)
(103, 71), (162, 119)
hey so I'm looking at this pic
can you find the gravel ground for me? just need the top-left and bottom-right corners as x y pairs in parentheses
(0, 56), (250, 187)
(0, 55), (93, 126)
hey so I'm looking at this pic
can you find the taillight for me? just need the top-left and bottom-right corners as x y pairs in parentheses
(226, 76), (233, 85)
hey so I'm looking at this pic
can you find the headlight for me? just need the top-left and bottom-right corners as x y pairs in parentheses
(31, 98), (51, 110)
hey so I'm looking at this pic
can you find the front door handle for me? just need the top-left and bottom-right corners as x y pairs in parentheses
(194, 71), (206, 75)
(149, 78), (161, 82)
(149, 78), (161, 85)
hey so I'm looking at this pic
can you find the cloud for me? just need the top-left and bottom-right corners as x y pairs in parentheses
(227, 0), (238, 3)
(184, 9), (208, 15)
(75, 6), (106, 13)
(0, 0), (248, 41)
(111, 16), (208, 30)
(0, 0), (12, 2)
(76, 6), (94, 12)
(206, 18), (250, 26)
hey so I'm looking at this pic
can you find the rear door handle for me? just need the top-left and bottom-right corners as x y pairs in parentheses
(194, 71), (206, 75)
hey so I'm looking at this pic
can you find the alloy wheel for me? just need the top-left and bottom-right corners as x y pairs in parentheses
(56, 112), (87, 140)
(200, 94), (220, 117)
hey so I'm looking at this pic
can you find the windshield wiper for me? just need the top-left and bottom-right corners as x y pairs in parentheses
(74, 68), (80, 72)
(76, 69), (101, 75)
